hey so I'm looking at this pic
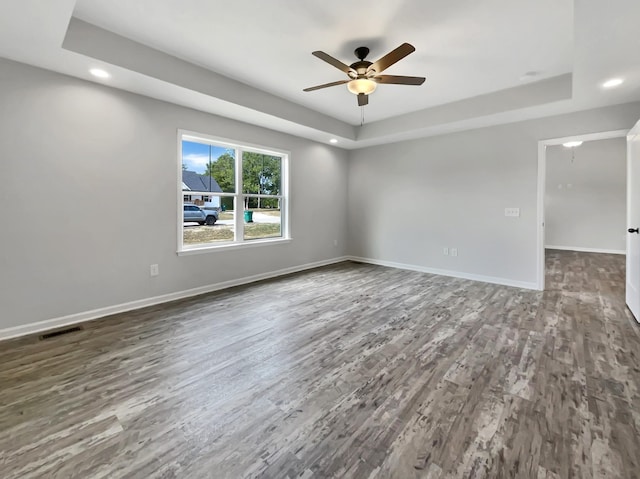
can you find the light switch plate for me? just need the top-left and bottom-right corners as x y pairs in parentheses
(451, 248), (458, 257)
(505, 208), (520, 217)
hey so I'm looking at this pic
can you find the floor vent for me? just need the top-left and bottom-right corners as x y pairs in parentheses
(39, 326), (83, 340)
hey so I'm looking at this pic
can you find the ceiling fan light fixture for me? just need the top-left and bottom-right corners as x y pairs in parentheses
(347, 79), (377, 96)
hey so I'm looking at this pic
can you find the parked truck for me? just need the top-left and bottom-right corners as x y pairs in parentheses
(183, 204), (218, 225)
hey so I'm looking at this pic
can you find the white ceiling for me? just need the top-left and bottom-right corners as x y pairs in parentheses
(72, 0), (574, 125)
(1, 0), (640, 148)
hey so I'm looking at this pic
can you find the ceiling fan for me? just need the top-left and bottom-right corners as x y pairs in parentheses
(303, 43), (425, 106)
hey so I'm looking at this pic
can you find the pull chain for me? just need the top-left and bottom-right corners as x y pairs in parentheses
(360, 106), (365, 126)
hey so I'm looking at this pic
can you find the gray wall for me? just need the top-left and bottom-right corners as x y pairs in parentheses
(3, 57), (640, 332)
(545, 138), (626, 252)
(0, 59), (349, 331)
(348, 103), (640, 286)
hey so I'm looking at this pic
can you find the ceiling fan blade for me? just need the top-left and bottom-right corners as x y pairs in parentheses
(357, 93), (368, 106)
(368, 43), (416, 74)
(312, 51), (355, 75)
(303, 79), (350, 92)
(374, 75), (426, 85)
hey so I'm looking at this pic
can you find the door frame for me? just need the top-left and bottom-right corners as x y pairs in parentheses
(536, 129), (629, 290)
(626, 121), (640, 321)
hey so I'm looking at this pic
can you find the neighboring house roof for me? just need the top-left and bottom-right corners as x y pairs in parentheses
(182, 170), (223, 193)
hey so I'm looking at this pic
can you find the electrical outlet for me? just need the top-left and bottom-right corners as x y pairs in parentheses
(150, 264), (159, 277)
(333, 239), (338, 247)
(504, 208), (520, 217)
(443, 247), (449, 256)
(451, 248), (458, 257)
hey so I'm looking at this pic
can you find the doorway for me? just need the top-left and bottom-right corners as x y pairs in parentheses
(536, 130), (628, 290)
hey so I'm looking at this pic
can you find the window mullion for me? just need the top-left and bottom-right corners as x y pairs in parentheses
(235, 148), (244, 243)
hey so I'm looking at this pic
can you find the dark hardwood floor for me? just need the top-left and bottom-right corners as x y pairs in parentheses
(1, 250), (639, 478)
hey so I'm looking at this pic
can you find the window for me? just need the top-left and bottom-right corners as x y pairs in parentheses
(178, 131), (289, 252)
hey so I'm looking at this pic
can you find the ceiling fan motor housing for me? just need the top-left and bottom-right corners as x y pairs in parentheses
(350, 61), (374, 77)
(352, 47), (374, 77)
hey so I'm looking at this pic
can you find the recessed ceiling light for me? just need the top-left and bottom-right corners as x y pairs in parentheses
(602, 78), (624, 89)
(563, 141), (583, 148)
(89, 68), (110, 79)
(329, 138), (338, 144)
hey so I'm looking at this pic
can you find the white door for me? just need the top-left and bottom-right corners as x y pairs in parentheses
(627, 120), (640, 321)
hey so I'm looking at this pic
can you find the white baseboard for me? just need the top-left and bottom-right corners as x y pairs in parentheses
(347, 256), (537, 290)
(545, 245), (626, 255)
(0, 256), (350, 342)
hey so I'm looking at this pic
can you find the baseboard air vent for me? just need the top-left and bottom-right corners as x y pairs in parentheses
(39, 326), (83, 340)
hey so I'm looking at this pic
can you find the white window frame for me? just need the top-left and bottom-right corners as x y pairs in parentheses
(177, 129), (291, 255)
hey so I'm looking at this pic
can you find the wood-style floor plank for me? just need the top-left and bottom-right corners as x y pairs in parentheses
(1, 250), (639, 478)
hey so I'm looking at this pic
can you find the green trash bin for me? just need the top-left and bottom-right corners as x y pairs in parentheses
(244, 210), (254, 223)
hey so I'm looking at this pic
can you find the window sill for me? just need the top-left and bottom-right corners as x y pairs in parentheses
(177, 237), (292, 256)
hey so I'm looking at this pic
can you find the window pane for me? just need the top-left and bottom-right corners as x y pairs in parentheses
(242, 152), (281, 196)
(182, 140), (236, 194)
(179, 133), (288, 251)
(243, 197), (282, 241)
(183, 196), (235, 246)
